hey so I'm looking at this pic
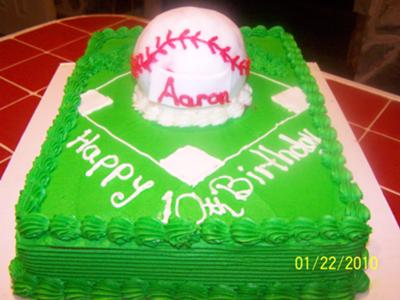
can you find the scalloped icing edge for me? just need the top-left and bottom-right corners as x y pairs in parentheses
(9, 257), (370, 300)
(13, 26), (372, 249)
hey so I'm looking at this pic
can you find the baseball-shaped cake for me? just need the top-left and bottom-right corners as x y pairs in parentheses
(131, 6), (252, 127)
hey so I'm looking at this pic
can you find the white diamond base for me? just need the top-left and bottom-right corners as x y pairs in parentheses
(159, 145), (223, 186)
(271, 87), (309, 114)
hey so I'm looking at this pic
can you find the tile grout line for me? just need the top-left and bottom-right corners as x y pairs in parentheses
(0, 143), (13, 153)
(14, 39), (73, 62)
(1, 35), (86, 72)
(44, 35), (90, 53)
(2, 16), (140, 73)
(0, 91), (39, 112)
(0, 15), (139, 41)
(358, 100), (391, 142)
(106, 17), (146, 28)
(0, 75), (44, 100)
(0, 50), (43, 72)
(348, 121), (400, 143)
(369, 129), (400, 143)
(381, 186), (400, 197)
(0, 75), (35, 94)
(55, 22), (92, 35)
(60, 16), (135, 34)
(348, 122), (371, 143)
(323, 71), (400, 102)
(0, 155), (12, 165)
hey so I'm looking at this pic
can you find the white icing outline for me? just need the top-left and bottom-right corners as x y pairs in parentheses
(82, 112), (300, 187)
(80, 71), (301, 186)
(83, 115), (162, 168)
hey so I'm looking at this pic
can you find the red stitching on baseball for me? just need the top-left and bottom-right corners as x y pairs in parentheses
(131, 29), (250, 78)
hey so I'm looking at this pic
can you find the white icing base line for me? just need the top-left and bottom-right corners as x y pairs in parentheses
(250, 71), (292, 89)
(95, 71), (131, 91)
(221, 113), (300, 165)
(82, 114), (162, 168)
(82, 111), (301, 186)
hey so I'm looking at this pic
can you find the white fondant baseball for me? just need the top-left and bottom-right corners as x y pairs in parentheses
(131, 6), (252, 127)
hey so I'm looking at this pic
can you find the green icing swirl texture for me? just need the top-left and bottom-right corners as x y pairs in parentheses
(10, 258), (369, 300)
(17, 213), (49, 239)
(81, 215), (107, 241)
(165, 218), (200, 248)
(17, 215), (370, 247)
(261, 218), (290, 244)
(50, 215), (80, 241)
(107, 217), (134, 245)
(134, 217), (165, 247)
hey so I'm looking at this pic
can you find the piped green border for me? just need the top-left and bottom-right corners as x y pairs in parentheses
(9, 257), (369, 300)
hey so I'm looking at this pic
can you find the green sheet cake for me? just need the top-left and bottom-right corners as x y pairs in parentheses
(10, 7), (372, 300)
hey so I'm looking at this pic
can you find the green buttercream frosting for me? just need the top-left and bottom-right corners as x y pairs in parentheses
(200, 218), (231, 244)
(107, 217), (134, 245)
(134, 217), (165, 247)
(81, 215), (107, 241)
(319, 215), (341, 240)
(208, 285), (236, 300)
(175, 282), (208, 300)
(327, 280), (355, 300)
(17, 213), (49, 239)
(34, 277), (64, 300)
(165, 218), (200, 248)
(261, 218), (290, 244)
(230, 218), (263, 245)
(64, 280), (92, 300)
(339, 182), (363, 203)
(92, 280), (121, 300)
(341, 216), (371, 241)
(345, 202), (371, 222)
(354, 271), (370, 293)
(266, 283), (297, 300)
(291, 218), (319, 242)
(148, 281), (175, 300)
(50, 215), (80, 241)
(300, 282), (326, 300)
(9, 259), (37, 298)
(121, 278), (147, 300)
(236, 284), (262, 300)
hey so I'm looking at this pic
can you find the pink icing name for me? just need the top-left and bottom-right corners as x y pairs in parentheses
(157, 76), (230, 108)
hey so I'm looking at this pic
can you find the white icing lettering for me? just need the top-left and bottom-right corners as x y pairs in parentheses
(204, 196), (244, 219)
(162, 189), (245, 225)
(257, 145), (296, 165)
(82, 144), (101, 164)
(175, 192), (207, 224)
(237, 165), (266, 185)
(161, 191), (173, 224)
(246, 171), (266, 185)
(160, 128), (321, 224)
(67, 129), (155, 208)
(111, 176), (154, 208)
(66, 129), (100, 153)
(101, 163), (134, 187)
(209, 175), (253, 201)
(85, 155), (119, 177)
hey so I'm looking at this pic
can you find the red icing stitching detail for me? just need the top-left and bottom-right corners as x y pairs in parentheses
(131, 29), (250, 78)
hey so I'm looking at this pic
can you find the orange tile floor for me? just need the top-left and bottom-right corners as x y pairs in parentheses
(0, 15), (399, 225)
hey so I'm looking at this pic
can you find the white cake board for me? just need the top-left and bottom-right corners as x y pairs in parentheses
(0, 63), (399, 299)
